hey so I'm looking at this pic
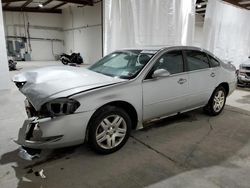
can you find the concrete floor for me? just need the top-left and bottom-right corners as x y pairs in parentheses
(1, 61), (250, 188)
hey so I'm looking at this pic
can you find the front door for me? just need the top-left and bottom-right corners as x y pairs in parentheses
(142, 50), (189, 121)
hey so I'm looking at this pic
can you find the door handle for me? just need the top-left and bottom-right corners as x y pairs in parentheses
(178, 78), (187, 84)
(210, 72), (216, 77)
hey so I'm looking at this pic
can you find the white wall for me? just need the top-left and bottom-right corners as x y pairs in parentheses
(3, 11), (64, 61)
(0, 0), (10, 90)
(62, 2), (102, 64)
(3, 3), (103, 63)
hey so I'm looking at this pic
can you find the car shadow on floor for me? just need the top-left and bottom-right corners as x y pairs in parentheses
(1, 107), (250, 188)
(237, 86), (250, 91)
(236, 94), (250, 104)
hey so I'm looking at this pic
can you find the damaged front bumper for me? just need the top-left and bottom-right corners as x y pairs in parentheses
(18, 147), (41, 160)
(15, 111), (93, 149)
(16, 117), (62, 147)
(238, 75), (250, 86)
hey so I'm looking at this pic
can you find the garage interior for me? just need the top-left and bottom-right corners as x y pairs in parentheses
(0, 0), (250, 188)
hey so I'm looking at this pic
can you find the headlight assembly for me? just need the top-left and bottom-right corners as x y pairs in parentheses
(239, 72), (247, 78)
(41, 98), (80, 117)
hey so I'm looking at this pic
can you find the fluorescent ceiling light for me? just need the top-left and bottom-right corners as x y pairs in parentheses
(197, 4), (202, 8)
(38, 3), (43, 8)
(238, 1), (250, 5)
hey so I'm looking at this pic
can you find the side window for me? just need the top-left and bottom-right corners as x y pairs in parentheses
(208, 55), (220, 67)
(185, 50), (210, 71)
(150, 51), (184, 77)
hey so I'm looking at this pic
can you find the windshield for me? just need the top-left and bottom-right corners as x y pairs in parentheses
(89, 50), (155, 79)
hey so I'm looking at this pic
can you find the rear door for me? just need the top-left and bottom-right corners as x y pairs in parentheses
(184, 50), (217, 109)
(207, 54), (220, 85)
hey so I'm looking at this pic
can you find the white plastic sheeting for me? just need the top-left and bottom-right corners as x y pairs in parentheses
(0, 0), (10, 90)
(104, 0), (196, 55)
(203, 0), (250, 68)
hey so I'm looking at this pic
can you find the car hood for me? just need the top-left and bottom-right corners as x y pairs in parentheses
(13, 66), (125, 110)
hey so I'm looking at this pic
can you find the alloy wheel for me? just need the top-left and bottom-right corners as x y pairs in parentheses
(95, 115), (127, 149)
(213, 90), (225, 112)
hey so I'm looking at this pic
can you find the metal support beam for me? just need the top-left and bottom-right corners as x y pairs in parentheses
(2, 0), (93, 3)
(42, 0), (53, 7)
(57, 0), (93, 6)
(21, 0), (33, 8)
(4, 2), (11, 8)
(51, 2), (67, 10)
(2, 0), (24, 3)
(223, 0), (250, 9)
(3, 7), (62, 14)
(2, 0), (94, 13)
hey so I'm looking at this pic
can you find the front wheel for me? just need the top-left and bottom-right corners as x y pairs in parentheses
(204, 86), (226, 116)
(88, 106), (131, 154)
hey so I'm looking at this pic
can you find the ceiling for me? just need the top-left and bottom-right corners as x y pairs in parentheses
(1, 0), (98, 14)
(1, 0), (250, 14)
(196, 0), (250, 17)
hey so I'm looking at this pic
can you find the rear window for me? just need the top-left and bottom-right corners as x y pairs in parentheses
(208, 55), (220, 67)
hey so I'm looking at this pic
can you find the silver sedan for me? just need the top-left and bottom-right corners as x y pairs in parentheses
(13, 46), (236, 155)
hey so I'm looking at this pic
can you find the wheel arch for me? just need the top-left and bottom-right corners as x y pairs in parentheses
(85, 100), (138, 141)
(218, 82), (229, 96)
(204, 82), (228, 116)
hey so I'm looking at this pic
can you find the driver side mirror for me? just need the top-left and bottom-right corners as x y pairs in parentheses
(152, 69), (170, 78)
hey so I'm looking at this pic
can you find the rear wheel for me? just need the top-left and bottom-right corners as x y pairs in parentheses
(61, 58), (69, 65)
(88, 106), (131, 154)
(204, 86), (226, 116)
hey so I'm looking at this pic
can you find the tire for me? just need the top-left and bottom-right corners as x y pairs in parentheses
(88, 105), (132, 154)
(61, 58), (69, 65)
(204, 86), (227, 116)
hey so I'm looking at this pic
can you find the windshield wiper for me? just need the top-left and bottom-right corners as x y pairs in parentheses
(94, 71), (114, 78)
(119, 75), (131, 79)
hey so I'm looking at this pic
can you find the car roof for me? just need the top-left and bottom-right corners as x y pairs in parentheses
(118, 46), (220, 62)
(120, 46), (204, 53)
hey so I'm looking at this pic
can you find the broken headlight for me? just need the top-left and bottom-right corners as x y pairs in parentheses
(239, 71), (247, 77)
(41, 98), (80, 117)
